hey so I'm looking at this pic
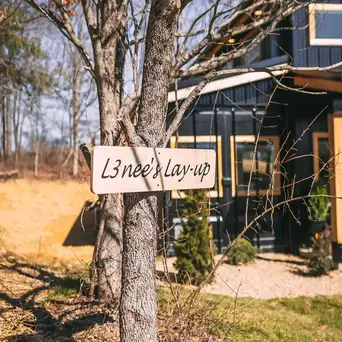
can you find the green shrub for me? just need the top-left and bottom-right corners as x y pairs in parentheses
(226, 238), (257, 265)
(307, 184), (329, 222)
(174, 189), (212, 285)
(308, 231), (334, 276)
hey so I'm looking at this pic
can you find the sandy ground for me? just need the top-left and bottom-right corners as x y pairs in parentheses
(157, 253), (342, 299)
(0, 179), (96, 265)
(2, 179), (342, 299)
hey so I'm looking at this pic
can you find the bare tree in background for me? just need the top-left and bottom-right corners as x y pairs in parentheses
(22, 0), (342, 340)
(71, 47), (82, 177)
(0, 1), (53, 165)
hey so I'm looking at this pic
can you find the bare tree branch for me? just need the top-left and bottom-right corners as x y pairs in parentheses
(162, 70), (217, 146)
(24, 0), (95, 77)
(175, 0), (307, 76)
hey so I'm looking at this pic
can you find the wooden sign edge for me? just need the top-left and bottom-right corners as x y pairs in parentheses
(90, 146), (217, 195)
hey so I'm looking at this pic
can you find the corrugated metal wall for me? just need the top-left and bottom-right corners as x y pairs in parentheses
(292, 2), (342, 68)
(196, 79), (275, 107)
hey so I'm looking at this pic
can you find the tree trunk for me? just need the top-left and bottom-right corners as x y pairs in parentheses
(72, 51), (81, 177)
(0, 75), (5, 161)
(120, 1), (180, 341)
(13, 87), (20, 164)
(120, 193), (159, 341)
(90, 6), (127, 300)
(92, 82), (123, 300)
(34, 138), (39, 178)
(5, 75), (11, 158)
(95, 193), (123, 300)
(17, 109), (25, 162)
(69, 108), (73, 149)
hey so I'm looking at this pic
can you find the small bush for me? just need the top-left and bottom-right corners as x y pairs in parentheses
(308, 231), (334, 276)
(306, 184), (329, 222)
(226, 238), (257, 265)
(174, 189), (212, 285)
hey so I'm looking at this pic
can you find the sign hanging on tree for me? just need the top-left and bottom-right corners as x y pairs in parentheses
(90, 146), (216, 194)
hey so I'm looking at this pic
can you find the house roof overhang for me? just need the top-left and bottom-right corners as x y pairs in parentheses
(168, 63), (288, 103)
(168, 64), (342, 104)
(293, 70), (342, 95)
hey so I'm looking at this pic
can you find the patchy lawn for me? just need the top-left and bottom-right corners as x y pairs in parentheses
(219, 295), (342, 341)
(157, 288), (342, 342)
(0, 256), (342, 341)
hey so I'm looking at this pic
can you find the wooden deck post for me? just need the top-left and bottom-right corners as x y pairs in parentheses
(328, 111), (342, 269)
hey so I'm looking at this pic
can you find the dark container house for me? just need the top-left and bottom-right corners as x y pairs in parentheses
(165, 1), (342, 268)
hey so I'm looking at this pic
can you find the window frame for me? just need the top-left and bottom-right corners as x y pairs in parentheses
(309, 4), (342, 46)
(230, 135), (280, 197)
(312, 132), (330, 177)
(170, 135), (223, 199)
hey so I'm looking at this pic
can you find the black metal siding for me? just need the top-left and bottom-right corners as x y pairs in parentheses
(292, 1), (342, 68)
(167, 107), (284, 254)
(196, 79), (275, 107)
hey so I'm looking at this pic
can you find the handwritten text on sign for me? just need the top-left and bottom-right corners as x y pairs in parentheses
(91, 146), (216, 194)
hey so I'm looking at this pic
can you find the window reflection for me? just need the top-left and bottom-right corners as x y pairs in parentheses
(236, 141), (275, 192)
(313, 132), (331, 189)
(170, 136), (223, 198)
(309, 4), (342, 45)
(178, 141), (218, 192)
(315, 11), (342, 39)
(231, 136), (280, 196)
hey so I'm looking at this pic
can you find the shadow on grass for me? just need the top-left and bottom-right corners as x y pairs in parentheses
(156, 269), (178, 283)
(256, 256), (306, 266)
(0, 255), (117, 341)
(289, 268), (330, 278)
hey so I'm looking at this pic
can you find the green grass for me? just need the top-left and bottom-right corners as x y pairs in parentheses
(45, 284), (78, 301)
(227, 296), (342, 341)
(44, 274), (85, 301)
(39, 269), (342, 341)
(157, 288), (342, 341)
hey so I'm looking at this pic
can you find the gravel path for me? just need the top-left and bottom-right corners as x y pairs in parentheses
(157, 253), (342, 299)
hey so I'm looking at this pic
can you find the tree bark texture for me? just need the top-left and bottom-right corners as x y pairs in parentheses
(34, 138), (39, 178)
(5, 75), (11, 158)
(95, 193), (123, 300)
(0, 75), (5, 161)
(120, 1), (181, 341)
(90, 0), (127, 301)
(15, 88), (23, 164)
(120, 193), (160, 341)
(91, 73), (123, 301)
(72, 50), (81, 177)
(13, 87), (19, 163)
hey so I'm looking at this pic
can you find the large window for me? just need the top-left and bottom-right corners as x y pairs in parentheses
(170, 135), (223, 198)
(313, 132), (330, 185)
(231, 135), (280, 197)
(309, 4), (342, 46)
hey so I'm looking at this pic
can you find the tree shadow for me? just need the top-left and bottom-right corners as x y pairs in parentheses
(156, 269), (178, 283)
(256, 255), (306, 266)
(0, 256), (118, 341)
(289, 268), (328, 278)
(63, 201), (97, 247)
(12, 313), (115, 341)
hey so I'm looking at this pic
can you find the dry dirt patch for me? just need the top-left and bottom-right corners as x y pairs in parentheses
(0, 179), (96, 266)
(0, 257), (119, 341)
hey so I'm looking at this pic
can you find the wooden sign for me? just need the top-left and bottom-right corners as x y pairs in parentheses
(91, 146), (216, 194)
